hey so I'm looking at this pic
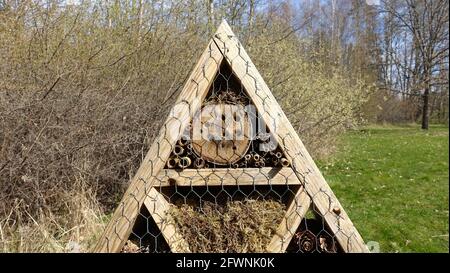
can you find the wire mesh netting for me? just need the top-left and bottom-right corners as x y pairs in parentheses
(101, 27), (363, 253)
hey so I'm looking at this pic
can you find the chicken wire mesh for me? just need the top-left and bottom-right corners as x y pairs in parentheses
(100, 27), (362, 253)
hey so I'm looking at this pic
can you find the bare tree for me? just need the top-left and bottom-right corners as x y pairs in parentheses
(381, 0), (449, 129)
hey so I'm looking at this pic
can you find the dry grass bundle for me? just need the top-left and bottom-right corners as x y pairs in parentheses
(169, 199), (286, 253)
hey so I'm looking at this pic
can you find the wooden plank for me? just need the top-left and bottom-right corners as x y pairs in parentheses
(93, 39), (224, 253)
(212, 20), (368, 253)
(266, 187), (311, 253)
(154, 167), (300, 186)
(143, 188), (190, 253)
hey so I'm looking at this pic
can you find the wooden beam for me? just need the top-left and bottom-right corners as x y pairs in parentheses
(213, 20), (368, 253)
(266, 188), (311, 253)
(93, 39), (224, 253)
(154, 167), (300, 186)
(143, 188), (190, 253)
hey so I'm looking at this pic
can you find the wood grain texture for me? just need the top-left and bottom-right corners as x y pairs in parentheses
(93, 39), (223, 253)
(212, 20), (368, 253)
(154, 167), (300, 186)
(191, 103), (251, 165)
(266, 187), (311, 253)
(143, 188), (190, 253)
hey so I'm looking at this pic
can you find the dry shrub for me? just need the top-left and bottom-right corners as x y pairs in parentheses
(0, 181), (105, 252)
(169, 200), (286, 253)
(1, 1), (206, 252)
(0, 85), (174, 252)
(374, 92), (422, 124)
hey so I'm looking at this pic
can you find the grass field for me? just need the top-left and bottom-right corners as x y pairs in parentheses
(318, 124), (449, 253)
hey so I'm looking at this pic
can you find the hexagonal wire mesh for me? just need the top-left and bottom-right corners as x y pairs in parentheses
(99, 22), (366, 254)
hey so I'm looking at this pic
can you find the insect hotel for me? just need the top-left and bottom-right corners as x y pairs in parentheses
(94, 20), (369, 253)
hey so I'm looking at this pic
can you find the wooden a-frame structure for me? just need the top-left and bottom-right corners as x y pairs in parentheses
(94, 20), (369, 253)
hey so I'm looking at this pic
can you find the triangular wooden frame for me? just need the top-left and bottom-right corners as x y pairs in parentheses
(94, 20), (368, 253)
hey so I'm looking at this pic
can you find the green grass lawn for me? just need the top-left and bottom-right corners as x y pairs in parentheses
(317, 124), (449, 253)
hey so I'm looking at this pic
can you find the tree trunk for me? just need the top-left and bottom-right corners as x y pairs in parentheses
(206, 0), (214, 34)
(249, 0), (255, 28)
(421, 87), (430, 130)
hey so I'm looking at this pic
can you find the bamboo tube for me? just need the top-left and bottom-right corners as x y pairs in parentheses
(280, 158), (290, 167)
(174, 145), (184, 156)
(166, 157), (178, 169)
(259, 159), (266, 167)
(178, 157), (191, 169)
(253, 153), (260, 162)
(177, 138), (189, 146)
